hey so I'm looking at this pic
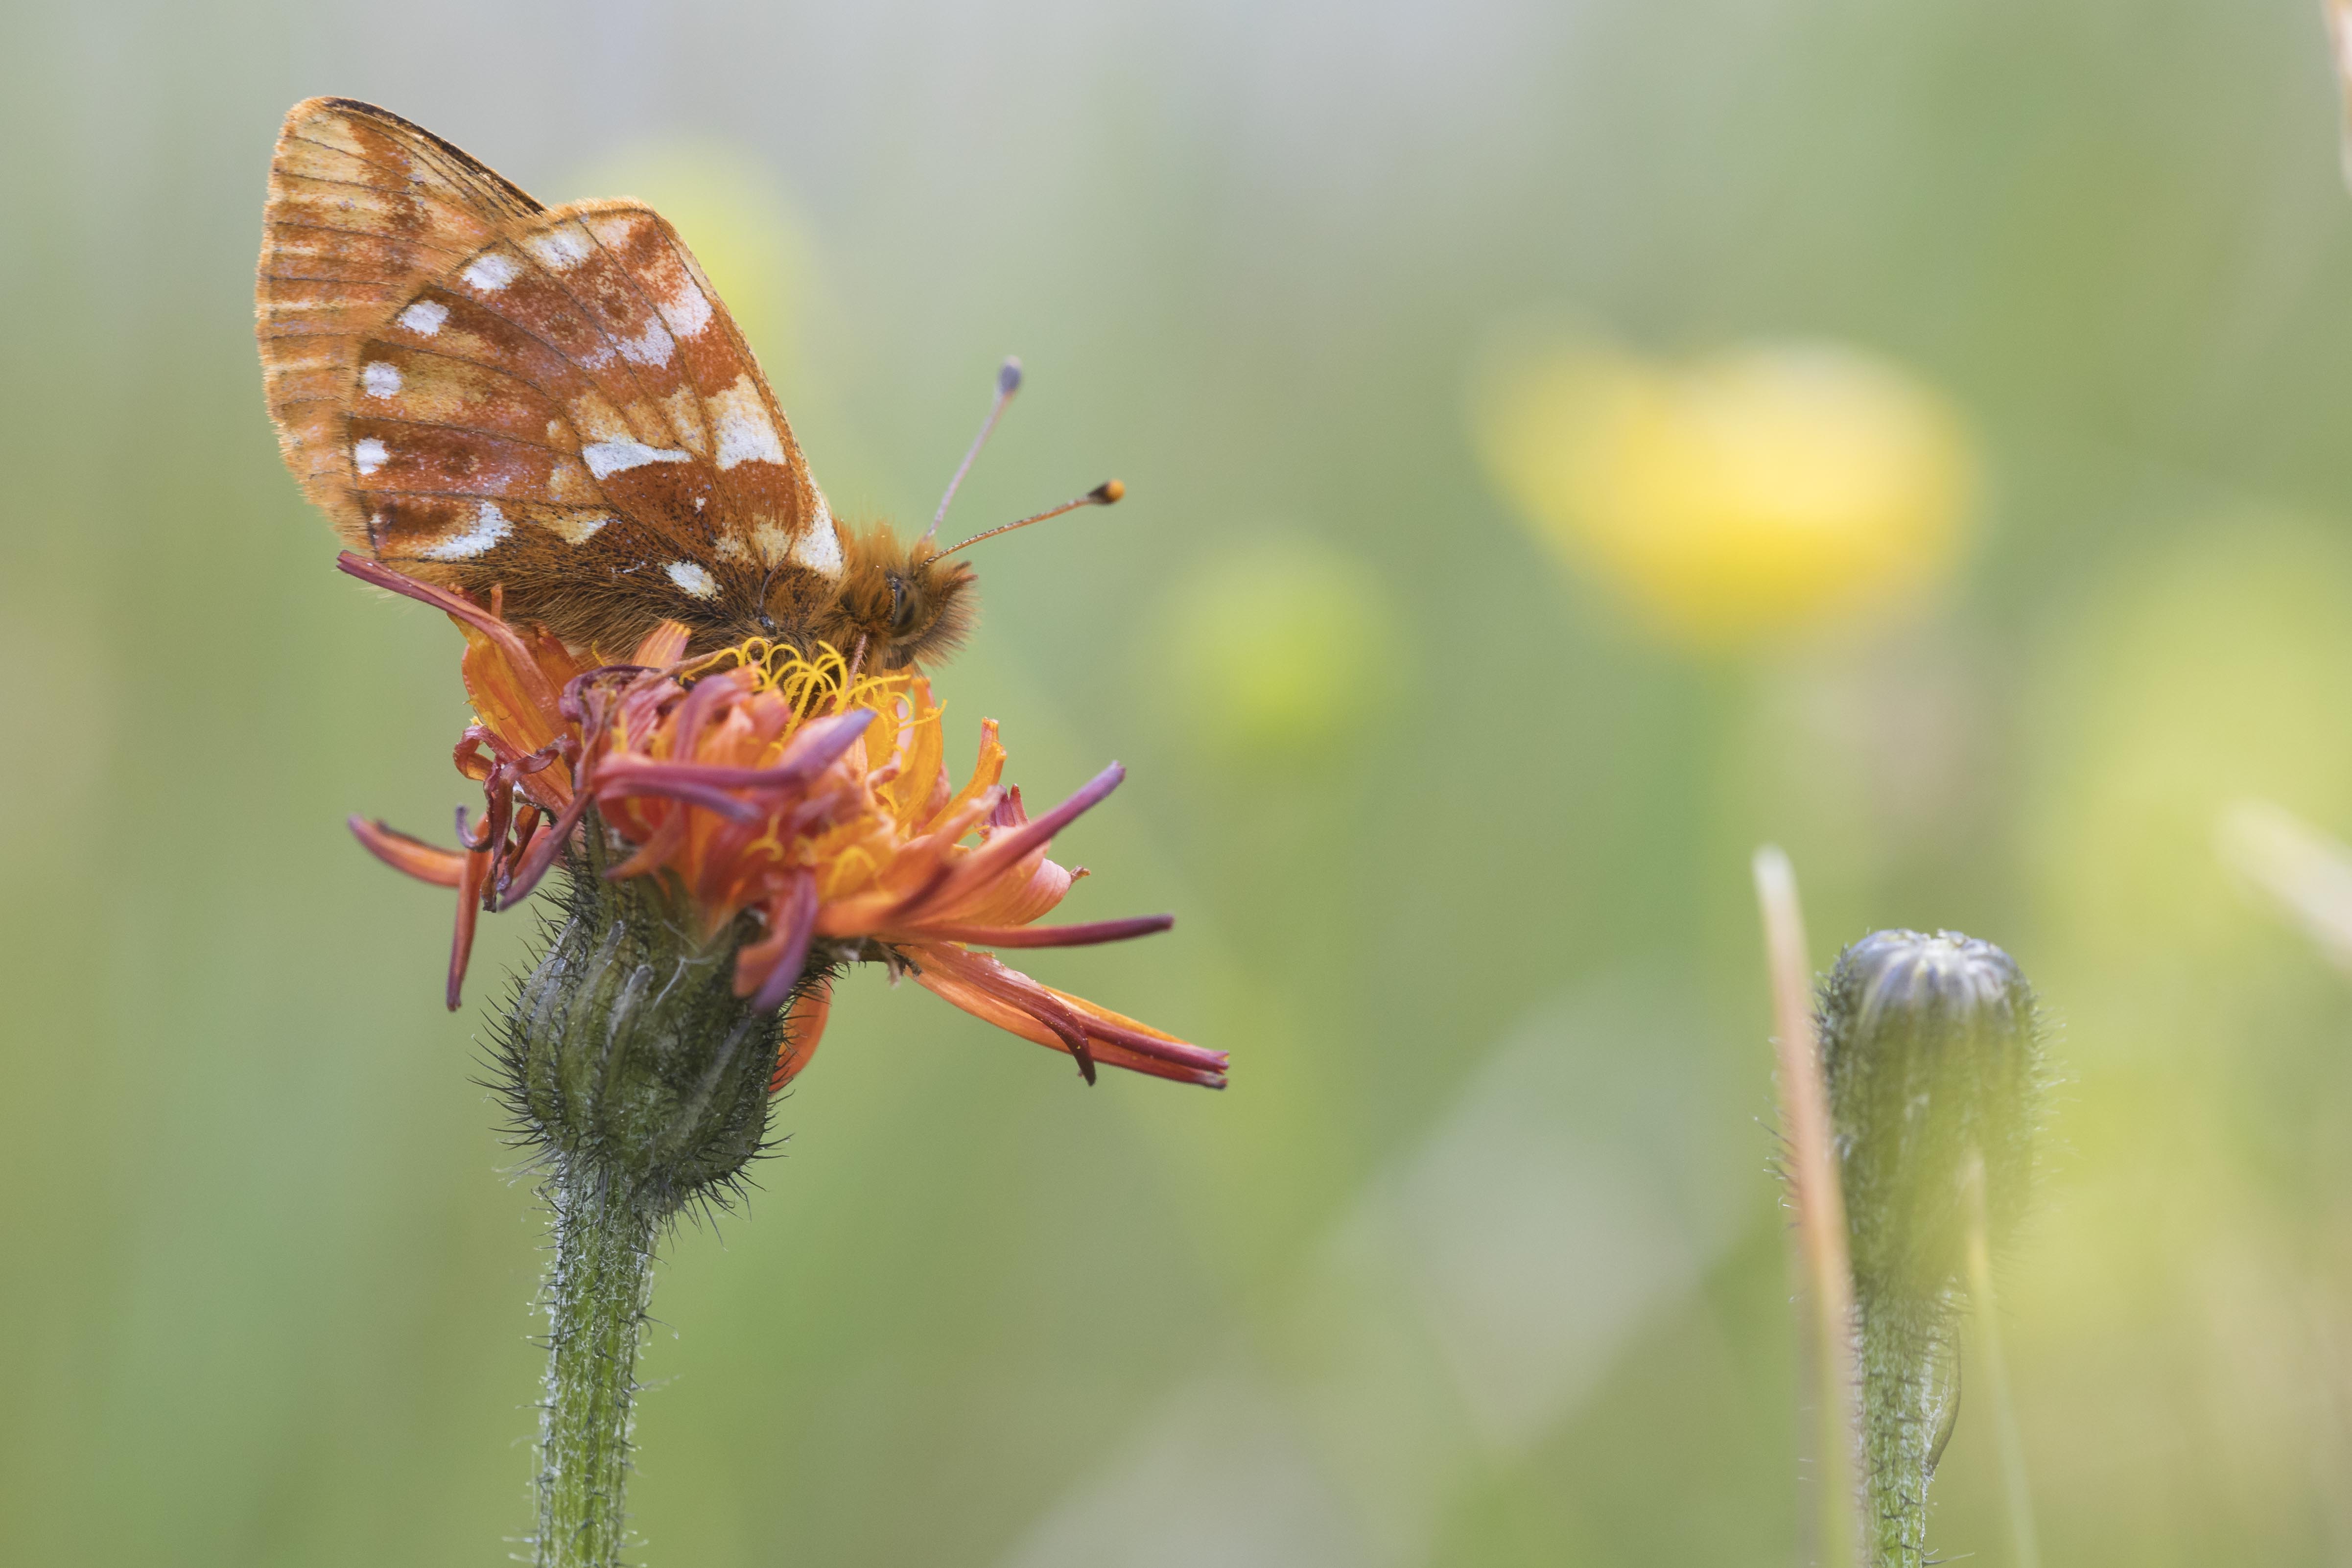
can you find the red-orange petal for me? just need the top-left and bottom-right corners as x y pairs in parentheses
(349, 816), (470, 888)
(337, 552), (566, 732)
(447, 843), (492, 1011)
(907, 915), (1173, 948)
(633, 619), (693, 668)
(901, 763), (1122, 924)
(771, 980), (832, 1091)
(904, 942), (1225, 1087)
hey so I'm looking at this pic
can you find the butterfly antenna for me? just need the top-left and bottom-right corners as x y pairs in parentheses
(937, 480), (1125, 559)
(923, 357), (1023, 543)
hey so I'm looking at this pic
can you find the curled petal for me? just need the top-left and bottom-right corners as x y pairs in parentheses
(349, 816), (469, 887)
(903, 942), (1225, 1088)
(667, 666), (746, 760)
(771, 980), (832, 1091)
(559, 665), (650, 726)
(611, 709), (876, 795)
(448, 843), (493, 1011)
(593, 761), (768, 822)
(337, 553), (566, 734)
(926, 718), (1005, 832)
(605, 808), (690, 881)
(494, 778), (599, 911)
(813, 787), (1008, 935)
(337, 551), (503, 637)
(742, 874), (821, 1012)
(933, 855), (1079, 927)
(752, 707), (880, 784)
(908, 915), (1173, 948)
(462, 625), (580, 766)
(632, 619), (693, 667)
(901, 763), (1124, 924)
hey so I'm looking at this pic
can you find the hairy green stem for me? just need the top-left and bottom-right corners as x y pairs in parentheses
(1855, 1292), (1959, 1568)
(501, 821), (799, 1567)
(536, 1165), (659, 1568)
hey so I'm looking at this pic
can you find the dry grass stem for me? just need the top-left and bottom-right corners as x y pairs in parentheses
(1754, 845), (1863, 1568)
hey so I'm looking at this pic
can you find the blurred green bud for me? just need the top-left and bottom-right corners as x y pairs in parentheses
(1816, 928), (2046, 1568)
(499, 833), (794, 1214)
(1819, 929), (2043, 1299)
(1151, 534), (1397, 764)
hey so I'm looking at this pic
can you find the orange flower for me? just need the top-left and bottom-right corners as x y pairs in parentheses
(339, 553), (1223, 1091)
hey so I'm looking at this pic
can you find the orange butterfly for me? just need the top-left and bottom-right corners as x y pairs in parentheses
(257, 97), (1113, 666)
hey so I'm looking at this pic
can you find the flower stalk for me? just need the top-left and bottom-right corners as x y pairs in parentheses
(505, 826), (805, 1563)
(536, 1165), (659, 1568)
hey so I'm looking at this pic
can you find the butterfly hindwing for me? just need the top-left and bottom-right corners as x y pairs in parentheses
(259, 99), (540, 538)
(258, 98), (843, 655)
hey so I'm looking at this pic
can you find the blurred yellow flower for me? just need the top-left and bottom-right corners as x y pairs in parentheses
(1474, 334), (1976, 648)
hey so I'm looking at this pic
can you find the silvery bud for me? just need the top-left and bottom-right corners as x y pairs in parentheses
(1814, 928), (2047, 1568)
(1820, 929), (2043, 1300)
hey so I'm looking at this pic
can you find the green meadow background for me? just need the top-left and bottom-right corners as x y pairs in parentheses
(9, 1), (2352, 1563)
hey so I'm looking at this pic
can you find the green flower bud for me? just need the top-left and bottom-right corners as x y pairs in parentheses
(497, 826), (804, 1216)
(1821, 929), (2043, 1299)
(1815, 928), (2046, 1568)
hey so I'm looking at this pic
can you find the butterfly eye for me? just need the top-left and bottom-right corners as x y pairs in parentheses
(887, 574), (920, 637)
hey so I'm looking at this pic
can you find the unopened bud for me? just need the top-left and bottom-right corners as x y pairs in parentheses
(1820, 928), (2043, 1299)
(1815, 927), (2046, 1568)
(498, 828), (806, 1213)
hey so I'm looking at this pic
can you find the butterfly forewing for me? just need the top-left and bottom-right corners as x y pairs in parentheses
(258, 97), (840, 655)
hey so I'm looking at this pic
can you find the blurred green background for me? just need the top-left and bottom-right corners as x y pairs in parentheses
(9, 1), (2352, 1563)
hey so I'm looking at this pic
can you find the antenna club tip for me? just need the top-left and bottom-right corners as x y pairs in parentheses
(1091, 479), (1125, 505)
(997, 357), (1024, 395)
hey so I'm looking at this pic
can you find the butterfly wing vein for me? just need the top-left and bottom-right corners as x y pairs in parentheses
(256, 96), (840, 657)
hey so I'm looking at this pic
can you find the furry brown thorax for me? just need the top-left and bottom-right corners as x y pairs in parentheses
(513, 521), (979, 669)
(807, 523), (976, 671)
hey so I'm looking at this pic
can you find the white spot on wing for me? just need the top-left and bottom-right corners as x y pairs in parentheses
(353, 437), (387, 475)
(361, 361), (401, 398)
(582, 440), (693, 479)
(421, 501), (512, 560)
(396, 299), (448, 336)
(523, 226), (594, 271)
(461, 251), (519, 292)
(583, 209), (715, 340)
(709, 374), (788, 470)
(790, 490), (844, 578)
(712, 535), (747, 561)
(660, 277), (712, 338)
(665, 561), (719, 599)
(546, 511), (611, 545)
(614, 318), (675, 368)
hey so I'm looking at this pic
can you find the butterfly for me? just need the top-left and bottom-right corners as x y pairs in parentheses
(257, 97), (1114, 667)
